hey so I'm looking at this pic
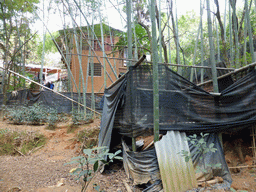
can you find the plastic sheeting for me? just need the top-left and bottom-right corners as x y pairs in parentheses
(122, 141), (161, 185)
(98, 77), (127, 149)
(101, 65), (256, 140)
(98, 64), (255, 189)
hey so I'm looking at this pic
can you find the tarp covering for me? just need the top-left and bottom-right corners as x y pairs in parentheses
(0, 89), (102, 113)
(104, 65), (256, 140)
(98, 64), (255, 189)
(122, 141), (161, 185)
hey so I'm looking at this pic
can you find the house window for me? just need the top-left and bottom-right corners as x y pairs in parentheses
(89, 63), (102, 76)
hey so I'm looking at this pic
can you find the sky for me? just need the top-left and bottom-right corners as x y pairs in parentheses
(33, 0), (245, 36)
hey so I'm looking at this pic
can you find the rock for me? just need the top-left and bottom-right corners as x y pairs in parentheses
(56, 178), (65, 187)
(7, 187), (21, 192)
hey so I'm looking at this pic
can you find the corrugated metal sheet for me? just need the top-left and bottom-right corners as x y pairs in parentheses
(155, 131), (198, 192)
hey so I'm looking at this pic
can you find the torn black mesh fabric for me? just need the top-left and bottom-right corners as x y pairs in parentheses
(109, 64), (256, 139)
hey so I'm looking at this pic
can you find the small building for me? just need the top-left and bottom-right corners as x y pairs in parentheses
(56, 23), (126, 94)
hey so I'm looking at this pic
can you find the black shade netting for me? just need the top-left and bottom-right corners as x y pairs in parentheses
(113, 64), (256, 138)
(0, 89), (103, 114)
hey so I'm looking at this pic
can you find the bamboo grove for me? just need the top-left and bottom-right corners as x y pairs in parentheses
(1, 0), (256, 126)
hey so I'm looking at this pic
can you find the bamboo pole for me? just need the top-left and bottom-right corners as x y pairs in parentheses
(229, 165), (256, 169)
(40, 0), (46, 85)
(175, 0), (181, 75)
(15, 16), (25, 88)
(107, 55), (146, 90)
(0, 66), (101, 116)
(245, 0), (256, 63)
(64, 53), (235, 71)
(243, 14), (248, 66)
(126, 0), (132, 68)
(197, 62), (256, 87)
(133, 20), (138, 61)
(231, 0), (239, 68)
(224, 0), (227, 42)
(229, 2), (234, 66)
(72, 0), (118, 79)
(216, 17), (221, 63)
(87, 13), (94, 117)
(70, 1), (86, 114)
(126, 0), (136, 152)
(35, 12), (80, 93)
(98, 8), (107, 89)
(61, 0), (114, 83)
(167, 3), (171, 64)
(158, 0), (162, 63)
(206, 0), (219, 93)
(150, 0), (160, 142)
(190, 6), (203, 83)
(200, 0), (204, 84)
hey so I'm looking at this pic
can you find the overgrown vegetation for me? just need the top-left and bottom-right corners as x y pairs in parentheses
(71, 110), (93, 126)
(67, 111), (94, 133)
(65, 146), (122, 192)
(180, 133), (222, 186)
(5, 102), (66, 127)
(0, 128), (46, 156)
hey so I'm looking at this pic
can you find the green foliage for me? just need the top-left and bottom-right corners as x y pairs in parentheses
(6, 105), (27, 124)
(36, 32), (59, 59)
(0, 129), (46, 155)
(71, 110), (93, 126)
(65, 146), (122, 192)
(46, 107), (59, 129)
(180, 133), (221, 175)
(24, 103), (48, 125)
(6, 102), (65, 126)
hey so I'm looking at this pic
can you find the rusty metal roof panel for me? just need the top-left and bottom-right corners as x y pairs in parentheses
(155, 131), (198, 192)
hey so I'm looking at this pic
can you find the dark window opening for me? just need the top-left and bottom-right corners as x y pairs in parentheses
(89, 63), (102, 76)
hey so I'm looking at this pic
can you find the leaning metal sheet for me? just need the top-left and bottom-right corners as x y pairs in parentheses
(155, 131), (197, 192)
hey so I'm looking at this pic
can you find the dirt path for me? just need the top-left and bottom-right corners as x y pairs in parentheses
(0, 119), (127, 192)
(2, 118), (256, 192)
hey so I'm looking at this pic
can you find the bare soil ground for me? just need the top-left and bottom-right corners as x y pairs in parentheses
(0, 118), (127, 192)
(0, 118), (256, 192)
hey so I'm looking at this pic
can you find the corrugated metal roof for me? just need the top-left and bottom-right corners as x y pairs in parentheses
(155, 131), (198, 192)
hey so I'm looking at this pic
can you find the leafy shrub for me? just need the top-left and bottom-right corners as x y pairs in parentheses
(71, 110), (93, 126)
(6, 102), (66, 126)
(6, 106), (27, 124)
(46, 107), (59, 129)
(65, 146), (122, 192)
(25, 102), (48, 125)
(180, 133), (222, 187)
